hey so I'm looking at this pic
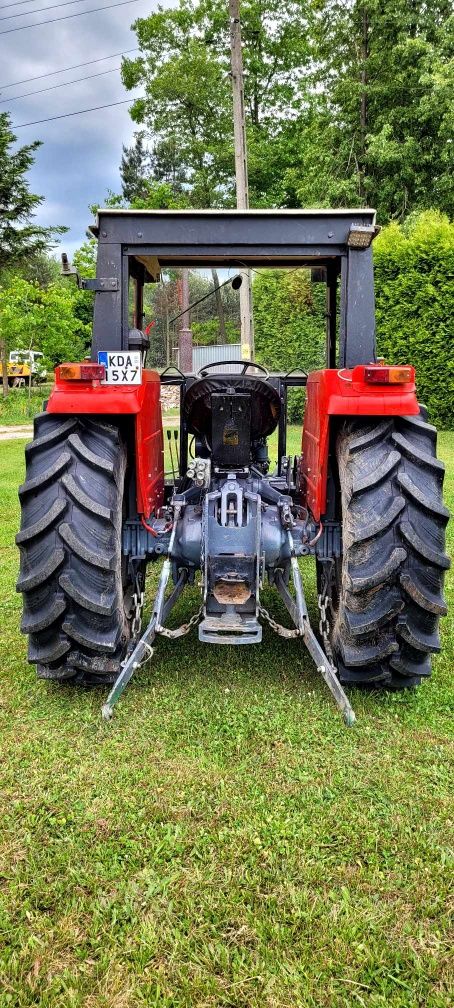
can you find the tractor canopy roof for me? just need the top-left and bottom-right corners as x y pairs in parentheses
(87, 208), (379, 369)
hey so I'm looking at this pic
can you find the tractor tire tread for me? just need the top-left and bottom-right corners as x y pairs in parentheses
(61, 472), (114, 521)
(28, 635), (71, 664)
(348, 420), (394, 453)
(18, 452), (71, 497)
(21, 596), (67, 634)
(351, 449), (400, 495)
(399, 414), (437, 441)
(16, 413), (133, 687)
(391, 431), (445, 473)
(397, 471), (450, 520)
(345, 588), (404, 637)
(67, 432), (116, 475)
(347, 547), (407, 593)
(16, 547), (65, 592)
(16, 498), (67, 543)
(58, 573), (116, 615)
(399, 572), (447, 616)
(399, 521), (450, 569)
(37, 662), (77, 681)
(25, 418), (77, 456)
(330, 410), (449, 689)
(352, 495), (405, 542)
(58, 522), (115, 570)
(61, 615), (122, 653)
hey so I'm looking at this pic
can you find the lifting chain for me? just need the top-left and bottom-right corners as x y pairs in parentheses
(316, 588), (334, 661)
(130, 577), (145, 639)
(156, 605), (203, 639)
(258, 604), (301, 639)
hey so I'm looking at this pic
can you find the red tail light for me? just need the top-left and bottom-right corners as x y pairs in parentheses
(59, 363), (105, 381)
(364, 365), (413, 385)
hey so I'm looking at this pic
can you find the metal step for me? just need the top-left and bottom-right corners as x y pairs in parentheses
(199, 612), (262, 644)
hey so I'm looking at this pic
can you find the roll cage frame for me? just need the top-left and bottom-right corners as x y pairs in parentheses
(88, 208), (378, 370)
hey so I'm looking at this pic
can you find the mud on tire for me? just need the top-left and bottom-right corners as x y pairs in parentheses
(16, 412), (136, 686)
(329, 412), (450, 688)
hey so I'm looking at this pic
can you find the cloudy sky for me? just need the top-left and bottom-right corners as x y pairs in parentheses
(1, 0), (164, 256)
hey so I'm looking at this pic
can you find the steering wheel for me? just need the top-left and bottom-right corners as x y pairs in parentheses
(197, 359), (269, 378)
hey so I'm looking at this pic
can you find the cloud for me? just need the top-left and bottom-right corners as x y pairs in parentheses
(1, 0), (163, 255)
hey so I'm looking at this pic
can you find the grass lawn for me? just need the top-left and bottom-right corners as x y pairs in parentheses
(0, 395), (180, 429)
(0, 428), (452, 1008)
(0, 386), (54, 427)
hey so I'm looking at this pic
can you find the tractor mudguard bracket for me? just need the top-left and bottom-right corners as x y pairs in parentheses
(79, 277), (119, 291)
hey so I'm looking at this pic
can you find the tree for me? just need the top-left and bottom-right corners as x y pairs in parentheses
(285, 1), (454, 218)
(253, 268), (325, 419)
(253, 268), (325, 372)
(0, 113), (64, 394)
(0, 276), (91, 370)
(120, 131), (153, 202)
(120, 1), (453, 220)
(119, 1), (315, 345)
(73, 238), (97, 280)
(15, 252), (61, 288)
(121, 133), (187, 202)
(121, 0), (313, 208)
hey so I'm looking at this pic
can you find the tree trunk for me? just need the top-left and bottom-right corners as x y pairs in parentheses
(0, 334), (9, 397)
(178, 269), (193, 372)
(211, 268), (227, 344)
(359, 7), (369, 202)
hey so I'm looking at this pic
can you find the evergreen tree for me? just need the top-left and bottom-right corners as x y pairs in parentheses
(0, 113), (64, 395)
(121, 133), (188, 204)
(120, 131), (152, 202)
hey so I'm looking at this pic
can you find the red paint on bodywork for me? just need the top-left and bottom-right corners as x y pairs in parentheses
(47, 368), (164, 518)
(301, 366), (419, 521)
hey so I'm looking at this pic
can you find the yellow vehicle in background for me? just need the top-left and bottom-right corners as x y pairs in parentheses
(1, 350), (47, 387)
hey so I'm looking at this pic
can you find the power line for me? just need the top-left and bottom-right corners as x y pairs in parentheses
(14, 96), (137, 127)
(0, 0), (143, 35)
(2, 1), (44, 9)
(0, 49), (137, 89)
(0, 66), (121, 103)
(1, 0), (114, 22)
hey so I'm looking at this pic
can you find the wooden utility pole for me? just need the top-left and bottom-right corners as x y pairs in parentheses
(229, 0), (255, 360)
(211, 268), (227, 344)
(178, 269), (193, 372)
(0, 334), (8, 398)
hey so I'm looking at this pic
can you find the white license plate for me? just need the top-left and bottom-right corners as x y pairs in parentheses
(98, 351), (142, 385)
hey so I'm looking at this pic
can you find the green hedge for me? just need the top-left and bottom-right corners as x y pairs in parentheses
(191, 319), (240, 346)
(253, 269), (325, 421)
(253, 212), (454, 428)
(374, 212), (454, 428)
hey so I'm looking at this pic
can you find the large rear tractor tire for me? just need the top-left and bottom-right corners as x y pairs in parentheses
(16, 413), (140, 686)
(323, 412), (450, 688)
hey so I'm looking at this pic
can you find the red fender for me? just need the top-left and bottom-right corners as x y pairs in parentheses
(301, 366), (419, 521)
(47, 368), (164, 518)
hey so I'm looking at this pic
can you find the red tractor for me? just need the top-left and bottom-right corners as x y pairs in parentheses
(16, 209), (449, 723)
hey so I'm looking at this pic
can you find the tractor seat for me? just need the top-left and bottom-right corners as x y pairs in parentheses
(183, 375), (281, 441)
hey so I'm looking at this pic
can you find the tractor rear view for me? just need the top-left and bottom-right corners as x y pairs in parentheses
(16, 210), (450, 723)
